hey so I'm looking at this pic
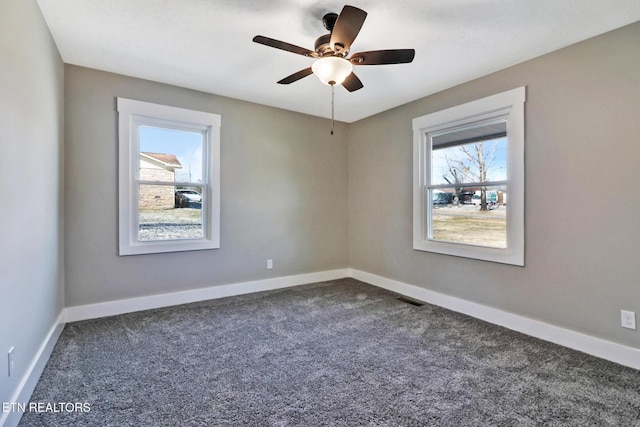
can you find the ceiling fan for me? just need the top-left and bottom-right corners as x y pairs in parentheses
(252, 5), (416, 92)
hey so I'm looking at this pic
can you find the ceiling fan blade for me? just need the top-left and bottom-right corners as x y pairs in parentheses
(330, 5), (367, 54)
(350, 49), (416, 65)
(253, 35), (317, 57)
(277, 67), (313, 84)
(342, 72), (364, 92)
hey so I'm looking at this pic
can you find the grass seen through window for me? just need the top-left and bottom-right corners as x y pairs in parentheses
(431, 204), (506, 248)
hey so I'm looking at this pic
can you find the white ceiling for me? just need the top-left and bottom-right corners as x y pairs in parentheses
(37, 0), (640, 123)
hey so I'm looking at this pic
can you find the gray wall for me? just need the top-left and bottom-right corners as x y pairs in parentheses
(64, 66), (349, 307)
(0, 0), (64, 405)
(349, 22), (640, 348)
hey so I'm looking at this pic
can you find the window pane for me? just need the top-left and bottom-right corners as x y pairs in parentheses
(430, 185), (507, 248)
(138, 184), (203, 241)
(139, 126), (203, 183)
(431, 136), (507, 185)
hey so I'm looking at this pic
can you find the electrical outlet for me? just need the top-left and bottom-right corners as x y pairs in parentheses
(621, 310), (636, 330)
(267, 259), (273, 270)
(8, 347), (14, 377)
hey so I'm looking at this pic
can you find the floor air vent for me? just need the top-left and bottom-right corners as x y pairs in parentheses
(396, 296), (425, 307)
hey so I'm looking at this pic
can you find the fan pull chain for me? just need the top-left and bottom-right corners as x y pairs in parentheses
(330, 83), (335, 135)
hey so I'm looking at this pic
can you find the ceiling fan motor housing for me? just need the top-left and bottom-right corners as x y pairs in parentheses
(315, 34), (338, 56)
(315, 12), (348, 57)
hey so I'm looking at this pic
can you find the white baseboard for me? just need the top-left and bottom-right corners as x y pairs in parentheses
(350, 268), (640, 371)
(0, 311), (65, 427)
(64, 269), (350, 323)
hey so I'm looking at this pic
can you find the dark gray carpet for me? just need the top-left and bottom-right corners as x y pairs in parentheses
(20, 279), (640, 426)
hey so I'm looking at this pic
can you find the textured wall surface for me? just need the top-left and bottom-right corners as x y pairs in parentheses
(348, 22), (640, 349)
(0, 0), (64, 408)
(64, 65), (349, 307)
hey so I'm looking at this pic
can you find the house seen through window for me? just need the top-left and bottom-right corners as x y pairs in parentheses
(138, 126), (204, 241)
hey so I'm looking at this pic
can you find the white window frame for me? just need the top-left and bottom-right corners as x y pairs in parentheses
(412, 87), (525, 266)
(117, 98), (221, 256)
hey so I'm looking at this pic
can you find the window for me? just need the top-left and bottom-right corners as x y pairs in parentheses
(412, 87), (525, 265)
(117, 98), (221, 255)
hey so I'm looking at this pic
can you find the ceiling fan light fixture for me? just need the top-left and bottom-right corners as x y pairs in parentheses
(312, 56), (353, 86)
